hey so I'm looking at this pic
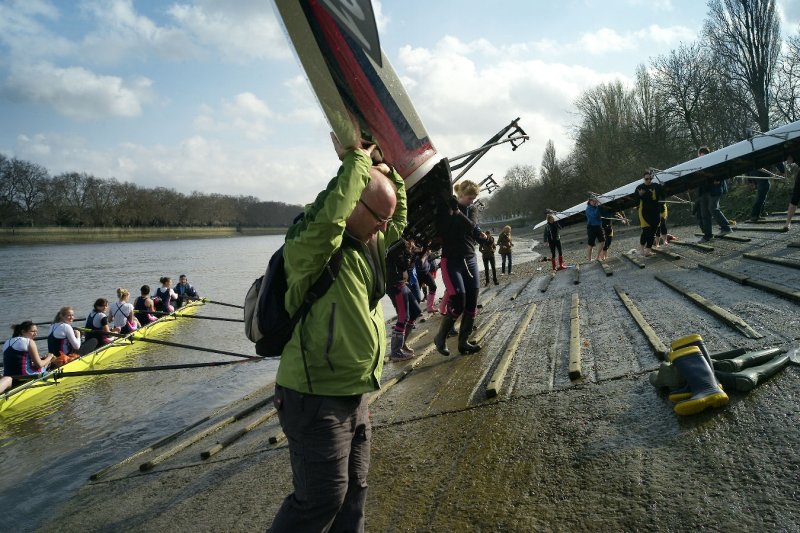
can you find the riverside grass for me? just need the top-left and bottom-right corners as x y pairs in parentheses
(0, 226), (286, 245)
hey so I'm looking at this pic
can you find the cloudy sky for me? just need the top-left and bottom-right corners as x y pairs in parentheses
(1, 0), (799, 206)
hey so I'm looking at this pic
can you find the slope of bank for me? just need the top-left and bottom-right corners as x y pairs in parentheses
(40, 221), (800, 531)
(0, 226), (286, 245)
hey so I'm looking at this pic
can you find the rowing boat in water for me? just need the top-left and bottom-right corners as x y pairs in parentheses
(0, 300), (204, 413)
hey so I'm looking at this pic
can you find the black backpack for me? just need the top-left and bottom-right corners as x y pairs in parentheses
(244, 244), (344, 357)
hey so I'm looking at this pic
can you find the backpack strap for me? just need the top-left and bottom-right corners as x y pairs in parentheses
(288, 247), (344, 329)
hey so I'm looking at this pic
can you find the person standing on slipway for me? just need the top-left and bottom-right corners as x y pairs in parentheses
(268, 133), (407, 533)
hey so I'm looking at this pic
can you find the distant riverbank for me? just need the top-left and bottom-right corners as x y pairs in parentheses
(0, 226), (286, 245)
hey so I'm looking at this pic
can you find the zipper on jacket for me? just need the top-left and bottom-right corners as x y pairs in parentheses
(323, 302), (336, 372)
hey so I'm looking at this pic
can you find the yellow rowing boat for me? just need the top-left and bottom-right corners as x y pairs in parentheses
(0, 300), (203, 413)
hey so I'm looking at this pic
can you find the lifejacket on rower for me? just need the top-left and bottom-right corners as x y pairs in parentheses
(134, 285), (157, 325)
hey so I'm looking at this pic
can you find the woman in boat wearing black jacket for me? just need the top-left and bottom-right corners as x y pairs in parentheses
(434, 179), (490, 356)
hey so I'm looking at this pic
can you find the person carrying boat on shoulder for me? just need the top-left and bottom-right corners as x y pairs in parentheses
(109, 288), (140, 334)
(269, 133), (406, 532)
(175, 274), (200, 307)
(85, 298), (114, 346)
(153, 277), (177, 313)
(636, 171), (660, 256)
(47, 307), (81, 365)
(585, 196), (606, 261)
(433, 179), (489, 357)
(2, 321), (54, 392)
(133, 285), (158, 325)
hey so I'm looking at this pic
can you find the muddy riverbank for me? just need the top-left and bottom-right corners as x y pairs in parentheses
(40, 221), (800, 532)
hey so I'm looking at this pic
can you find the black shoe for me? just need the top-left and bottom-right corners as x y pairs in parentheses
(434, 316), (454, 356)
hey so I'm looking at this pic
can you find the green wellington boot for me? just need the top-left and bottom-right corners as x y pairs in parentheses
(712, 347), (783, 372)
(649, 361), (686, 390)
(434, 315), (455, 356)
(457, 315), (481, 355)
(714, 354), (790, 392)
(670, 346), (729, 416)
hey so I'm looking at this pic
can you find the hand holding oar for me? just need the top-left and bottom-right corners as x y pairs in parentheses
(77, 328), (259, 360)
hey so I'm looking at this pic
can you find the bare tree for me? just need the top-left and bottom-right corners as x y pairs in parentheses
(704, 0), (781, 132)
(772, 26), (800, 123)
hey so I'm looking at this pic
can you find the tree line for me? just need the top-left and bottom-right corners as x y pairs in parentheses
(484, 0), (799, 222)
(0, 153), (303, 228)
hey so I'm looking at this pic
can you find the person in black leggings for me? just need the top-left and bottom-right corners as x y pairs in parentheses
(784, 151), (799, 231)
(434, 179), (489, 356)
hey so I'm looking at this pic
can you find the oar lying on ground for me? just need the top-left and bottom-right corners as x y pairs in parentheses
(76, 328), (259, 359)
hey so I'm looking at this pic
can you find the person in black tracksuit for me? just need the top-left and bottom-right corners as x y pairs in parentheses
(434, 179), (490, 356)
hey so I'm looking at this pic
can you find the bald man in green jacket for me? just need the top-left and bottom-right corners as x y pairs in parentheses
(269, 136), (407, 533)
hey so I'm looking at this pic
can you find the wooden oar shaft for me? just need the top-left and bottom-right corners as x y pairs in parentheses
(140, 396), (274, 471)
(56, 360), (251, 378)
(90, 412), (216, 480)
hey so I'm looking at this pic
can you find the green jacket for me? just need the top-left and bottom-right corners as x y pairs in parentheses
(276, 150), (407, 395)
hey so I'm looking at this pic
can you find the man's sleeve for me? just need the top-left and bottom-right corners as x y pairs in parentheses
(284, 150), (372, 313)
(385, 167), (407, 244)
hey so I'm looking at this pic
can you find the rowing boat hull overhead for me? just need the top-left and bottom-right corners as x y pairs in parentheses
(274, 0), (454, 242)
(0, 301), (203, 414)
(534, 120), (800, 229)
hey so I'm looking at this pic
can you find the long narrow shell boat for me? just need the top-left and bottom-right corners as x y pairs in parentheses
(0, 300), (204, 413)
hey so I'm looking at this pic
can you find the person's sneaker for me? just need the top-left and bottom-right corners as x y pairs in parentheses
(716, 228), (733, 237)
(698, 236), (712, 243)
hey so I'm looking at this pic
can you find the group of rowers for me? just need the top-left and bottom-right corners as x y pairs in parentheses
(0, 274), (200, 394)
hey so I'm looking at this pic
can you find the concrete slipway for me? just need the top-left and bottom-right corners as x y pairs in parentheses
(42, 221), (800, 532)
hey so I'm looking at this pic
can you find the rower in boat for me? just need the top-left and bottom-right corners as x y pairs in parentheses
(1, 321), (55, 393)
(109, 288), (140, 334)
(48, 307), (82, 363)
(134, 285), (158, 325)
(175, 274), (200, 308)
(85, 298), (114, 347)
(154, 277), (177, 314)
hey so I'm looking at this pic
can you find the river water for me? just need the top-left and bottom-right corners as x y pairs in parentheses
(0, 233), (539, 532)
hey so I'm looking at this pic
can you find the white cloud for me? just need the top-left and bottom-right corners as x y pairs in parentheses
(0, 0), (75, 60)
(395, 37), (628, 185)
(10, 132), (335, 204)
(78, 0), (199, 64)
(3, 62), (154, 120)
(578, 24), (695, 55)
(167, 1), (291, 62)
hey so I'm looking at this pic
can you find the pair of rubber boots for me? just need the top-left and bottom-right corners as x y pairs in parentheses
(551, 256), (566, 271)
(434, 315), (480, 356)
(655, 334), (729, 416)
(651, 335), (790, 415)
(389, 330), (415, 362)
